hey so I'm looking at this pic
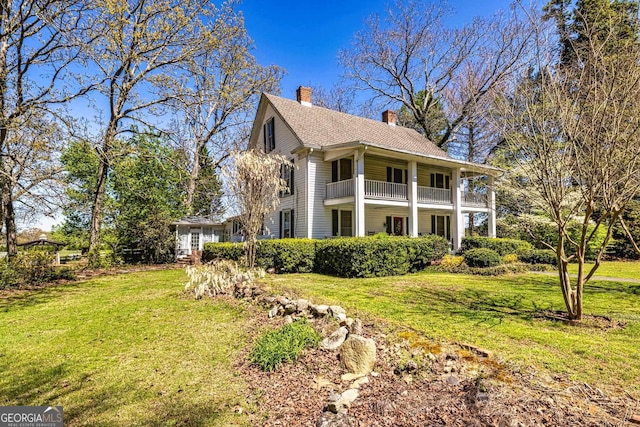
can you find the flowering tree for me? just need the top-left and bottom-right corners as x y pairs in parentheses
(224, 150), (292, 267)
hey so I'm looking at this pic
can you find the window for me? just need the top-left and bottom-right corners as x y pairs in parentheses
(385, 216), (407, 236)
(331, 158), (353, 182)
(190, 230), (200, 250)
(263, 117), (275, 153)
(280, 159), (295, 196)
(332, 209), (353, 236)
(430, 172), (450, 189)
(431, 215), (451, 240)
(386, 167), (408, 184)
(280, 209), (294, 238)
(232, 221), (241, 235)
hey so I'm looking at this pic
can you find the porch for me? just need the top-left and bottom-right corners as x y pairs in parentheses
(326, 178), (487, 208)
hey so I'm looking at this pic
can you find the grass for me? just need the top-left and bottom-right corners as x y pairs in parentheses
(265, 264), (640, 395)
(0, 269), (253, 426)
(566, 260), (640, 279)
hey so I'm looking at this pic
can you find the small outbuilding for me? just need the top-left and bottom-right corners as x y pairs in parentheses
(17, 234), (65, 265)
(171, 216), (226, 261)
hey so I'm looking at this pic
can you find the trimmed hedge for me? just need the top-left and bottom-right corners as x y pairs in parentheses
(315, 235), (449, 278)
(203, 235), (449, 278)
(202, 242), (244, 262)
(460, 236), (533, 256)
(463, 248), (502, 268)
(518, 249), (557, 266)
(256, 239), (316, 273)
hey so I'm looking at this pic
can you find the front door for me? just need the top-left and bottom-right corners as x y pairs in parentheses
(393, 217), (404, 236)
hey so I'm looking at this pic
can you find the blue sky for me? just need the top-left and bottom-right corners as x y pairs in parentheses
(34, 0), (514, 231)
(241, 0), (514, 99)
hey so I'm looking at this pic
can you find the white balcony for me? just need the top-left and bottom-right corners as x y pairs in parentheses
(326, 179), (354, 199)
(417, 186), (451, 204)
(462, 191), (488, 207)
(365, 179), (407, 200)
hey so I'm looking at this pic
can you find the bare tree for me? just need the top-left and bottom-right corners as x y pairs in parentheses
(223, 150), (291, 268)
(0, 0), (90, 257)
(312, 82), (356, 113)
(340, 0), (532, 148)
(497, 6), (640, 320)
(83, 0), (214, 266)
(172, 4), (283, 215)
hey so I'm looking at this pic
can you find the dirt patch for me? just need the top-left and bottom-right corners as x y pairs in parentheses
(534, 310), (627, 331)
(238, 312), (639, 426)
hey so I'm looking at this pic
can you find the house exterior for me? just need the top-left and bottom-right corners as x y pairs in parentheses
(172, 216), (226, 260)
(247, 86), (498, 251)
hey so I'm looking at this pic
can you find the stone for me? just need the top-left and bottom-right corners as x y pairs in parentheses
(340, 388), (359, 407)
(325, 391), (343, 414)
(336, 313), (347, 323)
(295, 298), (310, 312)
(341, 372), (365, 382)
(277, 296), (290, 306)
(313, 376), (333, 391)
(283, 315), (293, 325)
(268, 306), (278, 318)
(351, 376), (369, 389)
(340, 334), (376, 375)
(266, 267), (276, 275)
(329, 305), (346, 317)
(316, 410), (353, 427)
(311, 304), (329, 317)
(446, 375), (460, 386)
(346, 318), (362, 335)
(341, 317), (354, 328)
(370, 371), (379, 377)
(321, 327), (349, 350)
(402, 374), (413, 384)
(284, 303), (297, 315)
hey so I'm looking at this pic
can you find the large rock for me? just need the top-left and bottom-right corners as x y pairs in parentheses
(329, 305), (346, 317)
(340, 335), (376, 375)
(295, 298), (310, 312)
(346, 318), (362, 336)
(316, 411), (352, 427)
(310, 304), (329, 317)
(321, 327), (349, 350)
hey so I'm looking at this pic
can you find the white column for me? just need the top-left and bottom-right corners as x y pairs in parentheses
(451, 168), (464, 251)
(354, 149), (365, 237)
(408, 160), (418, 237)
(488, 175), (496, 238)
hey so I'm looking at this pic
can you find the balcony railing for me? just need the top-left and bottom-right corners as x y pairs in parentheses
(462, 191), (488, 207)
(326, 178), (354, 199)
(365, 179), (407, 200)
(417, 186), (451, 204)
(325, 179), (487, 207)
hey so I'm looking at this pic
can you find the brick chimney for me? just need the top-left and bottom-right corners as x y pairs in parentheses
(382, 110), (396, 126)
(296, 86), (312, 106)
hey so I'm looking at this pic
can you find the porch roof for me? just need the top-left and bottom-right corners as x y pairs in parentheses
(171, 216), (223, 226)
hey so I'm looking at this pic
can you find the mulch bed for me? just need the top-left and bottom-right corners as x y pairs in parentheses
(237, 307), (640, 427)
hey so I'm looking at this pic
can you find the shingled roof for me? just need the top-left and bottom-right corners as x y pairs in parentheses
(263, 93), (451, 159)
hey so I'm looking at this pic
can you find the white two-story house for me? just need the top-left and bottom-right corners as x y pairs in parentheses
(248, 86), (498, 251)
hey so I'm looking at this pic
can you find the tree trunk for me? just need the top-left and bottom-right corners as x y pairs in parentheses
(556, 231), (578, 319)
(4, 194), (17, 258)
(185, 139), (203, 215)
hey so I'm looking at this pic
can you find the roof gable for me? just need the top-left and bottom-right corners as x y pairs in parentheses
(259, 93), (450, 159)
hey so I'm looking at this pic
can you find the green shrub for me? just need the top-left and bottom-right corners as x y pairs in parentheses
(503, 253), (518, 264)
(439, 254), (465, 273)
(460, 236), (533, 256)
(518, 249), (557, 266)
(249, 319), (320, 371)
(315, 235), (448, 278)
(0, 259), (19, 289)
(202, 242), (244, 263)
(0, 251), (76, 288)
(463, 248), (502, 268)
(256, 239), (316, 273)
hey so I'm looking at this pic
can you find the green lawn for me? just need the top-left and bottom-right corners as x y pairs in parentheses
(567, 260), (640, 279)
(0, 269), (252, 426)
(266, 266), (640, 395)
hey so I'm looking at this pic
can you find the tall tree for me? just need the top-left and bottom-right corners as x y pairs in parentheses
(83, 0), (212, 266)
(0, 0), (90, 257)
(497, 3), (640, 320)
(340, 0), (532, 148)
(172, 3), (283, 216)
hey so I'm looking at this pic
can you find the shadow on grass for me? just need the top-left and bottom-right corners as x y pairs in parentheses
(0, 282), (84, 313)
(1, 359), (239, 426)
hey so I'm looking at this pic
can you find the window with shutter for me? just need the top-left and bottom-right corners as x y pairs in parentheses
(264, 117), (275, 153)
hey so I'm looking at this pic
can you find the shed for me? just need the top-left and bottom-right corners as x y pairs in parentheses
(171, 216), (226, 261)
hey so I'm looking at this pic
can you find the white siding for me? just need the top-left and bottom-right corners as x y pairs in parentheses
(310, 153), (334, 238)
(257, 103), (305, 239)
(365, 155), (407, 181)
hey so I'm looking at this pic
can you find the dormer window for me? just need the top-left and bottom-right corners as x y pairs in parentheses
(263, 117), (275, 153)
